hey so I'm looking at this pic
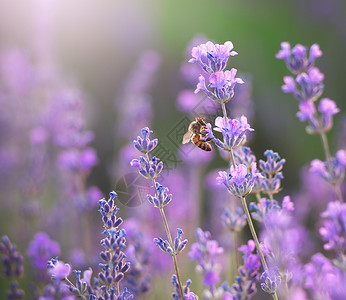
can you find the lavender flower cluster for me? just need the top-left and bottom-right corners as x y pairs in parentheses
(0, 31), (345, 300)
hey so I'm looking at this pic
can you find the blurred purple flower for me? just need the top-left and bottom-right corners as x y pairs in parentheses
(27, 232), (60, 270)
(189, 228), (223, 296)
(276, 42), (322, 74)
(47, 260), (71, 281)
(319, 201), (346, 253)
(310, 151), (346, 185)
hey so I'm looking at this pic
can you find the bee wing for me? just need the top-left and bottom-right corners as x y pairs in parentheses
(182, 131), (193, 144)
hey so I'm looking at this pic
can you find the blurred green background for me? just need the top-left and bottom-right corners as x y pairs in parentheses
(0, 0), (345, 298)
(1, 0), (345, 191)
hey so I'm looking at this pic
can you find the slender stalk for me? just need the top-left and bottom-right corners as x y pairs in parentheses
(229, 148), (236, 169)
(240, 196), (279, 300)
(240, 197), (268, 270)
(64, 278), (87, 300)
(319, 131), (331, 160)
(319, 131), (344, 202)
(116, 282), (120, 297)
(146, 154), (185, 300)
(159, 208), (185, 300)
(334, 183), (343, 202)
(221, 102), (228, 120)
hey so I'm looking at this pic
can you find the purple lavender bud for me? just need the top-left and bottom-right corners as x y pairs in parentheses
(114, 217), (123, 228)
(336, 149), (346, 166)
(148, 167), (155, 178)
(154, 237), (173, 255)
(172, 275), (198, 300)
(100, 252), (109, 263)
(260, 270), (281, 295)
(132, 127), (157, 154)
(146, 182), (172, 209)
(259, 150), (286, 175)
(281, 76), (297, 94)
(141, 127), (152, 139)
(318, 98), (340, 132)
(147, 138), (158, 152)
(115, 273), (124, 283)
(147, 195), (154, 205)
(173, 229), (188, 255)
(133, 140), (142, 152)
(130, 159), (140, 168)
(48, 260), (71, 280)
(156, 161), (164, 174)
(296, 100), (320, 134)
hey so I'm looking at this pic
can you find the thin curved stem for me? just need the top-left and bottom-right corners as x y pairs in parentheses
(146, 154), (185, 300)
(319, 132), (343, 202)
(221, 102), (228, 119)
(230, 148), (237, 169)
(240, 197), (268, 271)
(320, 132), (331, 160)
(64, 278), (87, 300)
(159, 207), (185, 300)
(240, 196), (279, 300)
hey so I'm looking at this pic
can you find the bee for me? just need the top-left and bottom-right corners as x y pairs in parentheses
(182, 117), (212, 151)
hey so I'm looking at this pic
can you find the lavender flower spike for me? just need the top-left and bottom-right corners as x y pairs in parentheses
(189, 228), (224, 298)
(275, 42), (322, 74)
(223, 240), (261, 299)
(0, 236), (24, 299)
(195, 69), (244, 104)
(155, 228), (187, 256)
(172, 275), (198, 300)
(217, 163), (263, 198)
(212, 115), (254, 151)
(146, 182), (172, 208)
(189, 41), (238, 73)
(310, 150), (346, 185)
(319, 201), (346, 254)
(133, 127), (158, 154)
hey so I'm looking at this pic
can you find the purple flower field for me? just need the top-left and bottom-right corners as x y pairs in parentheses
(0, 1), (345, 300)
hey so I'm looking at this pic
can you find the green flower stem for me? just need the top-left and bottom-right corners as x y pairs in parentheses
(320, 131), (343, 202)
(230, 148), (237, 169)
(221, 102), (228, 121)
(146, 154), (185, 300)
(240, 196), (279, 300)
(159, 207), (185, 300)
(64, 277), (87, 299)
